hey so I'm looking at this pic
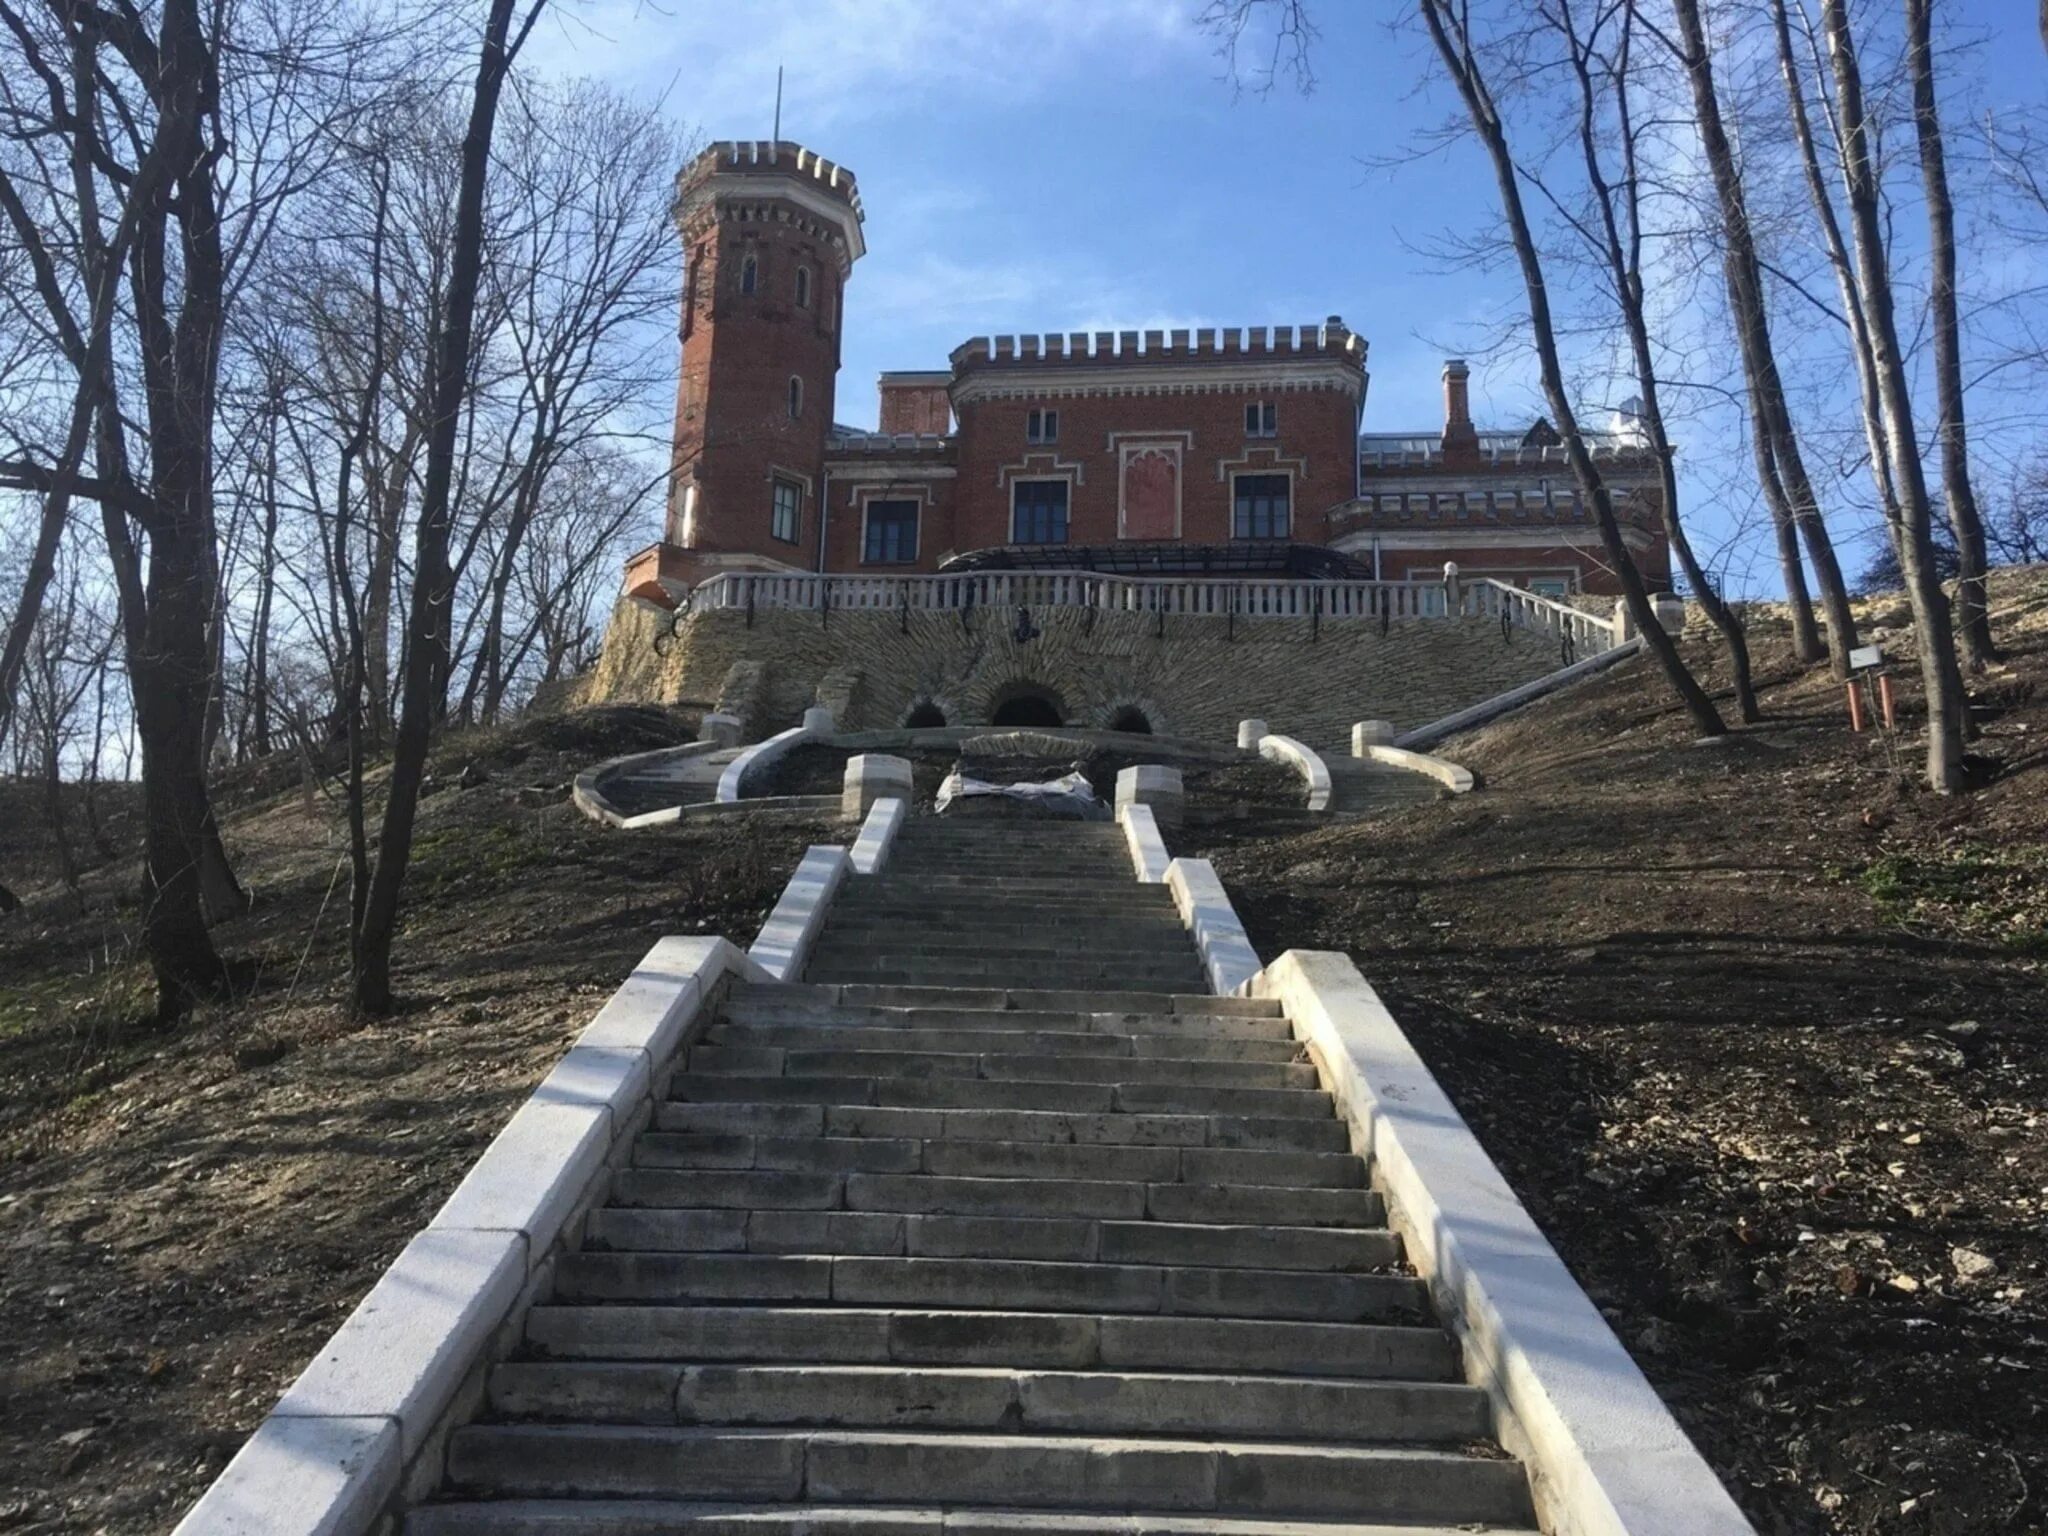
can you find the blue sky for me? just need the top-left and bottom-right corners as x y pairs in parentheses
(526, 0), (2048, 593)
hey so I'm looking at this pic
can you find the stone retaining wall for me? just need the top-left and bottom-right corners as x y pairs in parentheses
(583, 598), (1570, 752)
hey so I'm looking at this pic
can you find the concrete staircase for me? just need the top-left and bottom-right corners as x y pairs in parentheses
(806, 820), (1210, 995)
(407, 819), (1536, 1534)
(1323, 761), (1443, 820)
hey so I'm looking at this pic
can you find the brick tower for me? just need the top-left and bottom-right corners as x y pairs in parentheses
(625, 141), (864, 603)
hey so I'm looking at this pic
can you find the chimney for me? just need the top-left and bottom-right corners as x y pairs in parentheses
(877, 371), (952, 436)
(1440, 358), (1480, 468)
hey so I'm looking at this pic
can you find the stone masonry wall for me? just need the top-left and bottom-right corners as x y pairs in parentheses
(583, 599), (1576, 754)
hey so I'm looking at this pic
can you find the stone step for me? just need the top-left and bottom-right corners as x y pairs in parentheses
(685, 1046), (1319, 1093)
(806, 934), (1197, 963)
(408, 1504), (1526, 1536)
(608, 1169), (1384, 1228)
(822, 916), (1191, 941)
(832, 892), (1178, 914)
(670, 1073), (1336, 1121)
(655, 1101), (1347, 1152)
(551, 1253), (1424, 1322)
(441, 1426), (1533, 1525)
(803, 971), (1212, 994)
(800, 986), (1279, 1020)
(713, 1005), (1296, 1044)
(488, 1363), (1486, 1443)
(704, 1022), (1303, 1065)
(632, 1132), (1360, 1189)
(584, 1209), (1400, 1271)
(523, 1306), (1461, 1381)
(803, 948), (1204, 978)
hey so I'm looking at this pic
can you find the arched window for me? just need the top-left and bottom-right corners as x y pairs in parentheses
(787, 375), (803, 419)
(795, 264), (812, 308)
(739, 254), (758, 296)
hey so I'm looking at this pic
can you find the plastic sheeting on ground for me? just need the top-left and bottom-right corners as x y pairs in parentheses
(934, 769), (1109, 821)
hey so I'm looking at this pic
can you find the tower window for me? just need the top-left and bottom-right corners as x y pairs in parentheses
(1245, 400), (1277, 437)
(863, 500), (919, 564)
(1027, 407), (1058, 444)
(739, 254), (758, 295)
(1011, 480), (1069, 545)
(771, 478), (801, 544)
(787, 375), (803, 419)
(795, 265), (812, 308)
(1233, 473), (1290, 539)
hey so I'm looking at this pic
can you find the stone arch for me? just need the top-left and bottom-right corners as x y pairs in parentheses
(902, 698), (949, 728)
(1104, 704), (1155, 735)
(988, 682), (1067, 729)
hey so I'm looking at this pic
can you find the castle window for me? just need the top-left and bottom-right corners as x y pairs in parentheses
(787, 375), (803, 419)
(795, 264), (812, 308)
(1027, 407), (1059, 444)
(1232, 473), (1290, 539)
(771, 478), (801, 544)
(1245, 401), (1278, 438)
(1011, 479), (1069, 544)
(739, 254), (758, 295)
(863, 499), (919, 564)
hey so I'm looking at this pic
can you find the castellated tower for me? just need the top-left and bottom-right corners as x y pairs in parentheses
(645, 140), (864, 595)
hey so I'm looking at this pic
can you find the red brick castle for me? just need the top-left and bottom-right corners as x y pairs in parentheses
(625, 140), (1672, 606)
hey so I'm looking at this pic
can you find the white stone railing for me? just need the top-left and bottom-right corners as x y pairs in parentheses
(693, 571), (1458, 622)
(1465, 578), (1624, 656)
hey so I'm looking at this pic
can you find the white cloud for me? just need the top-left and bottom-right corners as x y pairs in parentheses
(525, 0), (1204, 132)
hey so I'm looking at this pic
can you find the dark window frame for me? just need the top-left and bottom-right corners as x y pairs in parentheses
(1245, 400), (1277, 438)
(1027, 407), (1059, 444)
(1232, 472), (1291, 539)
(771, 477), (802, 544)
(795, 264), (812, 308)
(863, 499), (920, 564)
(787, 375), (804, 419)
(739, 252), (759, 296)
(1011, 478), (1070, 545)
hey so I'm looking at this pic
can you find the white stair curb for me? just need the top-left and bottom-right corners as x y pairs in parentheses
(171, 935), (769, 1536)
(1362, 742), (1475, 793)
(849, 795), (907, 875)
(1117, 802), (1172, 884)
(1251, 950), (1755, 1536)
(1257, 732), (1332, 811)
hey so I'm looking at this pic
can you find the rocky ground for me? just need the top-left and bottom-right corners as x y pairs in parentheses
(1, 573), (2043, 1536)
(1174, 568), (2048, 1536)
(0, 708), (833, 1534)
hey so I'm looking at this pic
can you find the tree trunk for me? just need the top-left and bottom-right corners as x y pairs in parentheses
(1905, 0), (1996, 671)
(1418, 0), (1724, 736)
(1668, 0), (1857, 675)
(1821, 0), (1967, 791)
(355, 0), (539, 1012)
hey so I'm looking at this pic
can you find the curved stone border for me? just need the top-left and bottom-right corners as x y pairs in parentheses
(1398, 638), (1642, 751)
(172, 935), (768, 1536)
(715, 721), (814, 804)
(572, 740), (723, 826)
(1252, 950), (1755, 1536)
(849, 796), (907, 875)
(1257, 732), (1333, 812)
(1362, 743), (1475, 794)
(621, 794), (840, 830)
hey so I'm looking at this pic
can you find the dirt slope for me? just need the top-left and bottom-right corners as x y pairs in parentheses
(0, 708), (832, 1533)
(1175, 568), (2048, 1536)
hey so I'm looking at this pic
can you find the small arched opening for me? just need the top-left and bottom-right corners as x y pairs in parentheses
(903, 700), (948, 728)
(989, 685), (1065, 729)
(1105, 705), (1154, 735)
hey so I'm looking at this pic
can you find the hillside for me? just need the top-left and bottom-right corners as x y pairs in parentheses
(0, 573), (2043, 1535)
(1174, 567), (2048, 1536)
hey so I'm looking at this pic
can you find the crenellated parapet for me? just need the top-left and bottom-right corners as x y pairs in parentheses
(948, 320), (1365, 372)
(672, 139), (865, 268)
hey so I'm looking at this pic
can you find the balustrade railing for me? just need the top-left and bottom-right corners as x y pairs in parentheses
(687, 569), (1624, 651)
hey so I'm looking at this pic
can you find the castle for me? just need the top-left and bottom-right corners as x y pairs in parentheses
(622, 140), (1673, 609)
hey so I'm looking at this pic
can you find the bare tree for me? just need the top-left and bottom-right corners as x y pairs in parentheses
(353, 0), (548, 1013)
(1545, 0), (1760, 720)
(1416, 0), (1727, 736)
(1660, 0), (1860, 680)
(1904, 0), (1996, 671)
(1806, 0), (1967, 790)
